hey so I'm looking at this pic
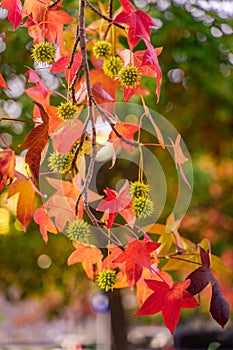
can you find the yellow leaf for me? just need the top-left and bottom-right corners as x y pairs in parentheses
(8, 178), (35, 231)
(145, 223), (167, 235)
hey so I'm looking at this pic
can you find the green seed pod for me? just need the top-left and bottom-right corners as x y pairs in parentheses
(92, 40), (112, 60)
(132, 196), (154, 219)
(57, 101), (78, 121)
(118, 65), (141, 88)
(130, 181), (149, 199)
(48, 151), (73, 174)
(31, 42), (55, 64)
(103, 56), (123, 78)
(66, 219), (90, 243)
(96, 269), (117, 292)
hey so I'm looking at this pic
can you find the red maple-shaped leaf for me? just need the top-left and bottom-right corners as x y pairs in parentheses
(50, 52), (82, 84)
(135, 279), (199, 334)
(1, 0), (23, 30)
(114, 239), (160, 289)
(108, 122), (139, 152)
(25, 69), (51, 121)
(186, 246), (230, 328)
(0, 149), (15, 193)
(113, 0), (158, 49)
(97, 181), (135, 228)
(19, 102), (49, 182)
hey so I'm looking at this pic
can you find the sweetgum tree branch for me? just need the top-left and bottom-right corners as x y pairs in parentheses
(70, 63), (83, 102)
(68, 25), (80, 69)
(108, 0), (113, 18)
(70, 1), (126, 251)
(76, 0), (97, 222)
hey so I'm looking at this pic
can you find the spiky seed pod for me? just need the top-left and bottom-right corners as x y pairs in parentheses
(118, 65), (141, 88)
(92, 40), (112, 60)
(66, 219), (90, 243)
(48, 151), (73, 174)
(132, 196), (154, 219)
(96, 269), (117, 292)
(103, 56), (123, 79)
(31, 42), (55, 64)
(57, 101), (78, 121)
(130, 181), (149, 199)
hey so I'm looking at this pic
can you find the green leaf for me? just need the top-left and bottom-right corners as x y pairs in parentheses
(207, 341), (221, 350)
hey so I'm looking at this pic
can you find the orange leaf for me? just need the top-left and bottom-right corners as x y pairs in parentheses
(108, 122), (139, 152)
(44, 195), (75, 232)
(75, 69), (117, 105)
(19, 102), (49, 182)
(8, 178), (35, 231)
(46, 105), (62, 135)
(68, 243), (103, 280)
(34, 206), (57, 242)
(0, 149), (15, 193)
(23, 0), (49, 23)
(169, 135), (191, 189)
(0, 73), (8, 89)
(52, 118), (83, 153)
(23, 0), (73, 43)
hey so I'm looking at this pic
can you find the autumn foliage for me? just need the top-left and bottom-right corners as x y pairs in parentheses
(0, 0), (231, 334)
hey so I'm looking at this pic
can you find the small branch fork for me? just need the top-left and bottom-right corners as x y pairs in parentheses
(84, 0), (125, 30)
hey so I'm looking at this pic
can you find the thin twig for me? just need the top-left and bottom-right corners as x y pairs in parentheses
(0, 117), (36, 124)
(108, 0), (113, 18)
(151, 266), (168, 283)
(92, 98), (139, 148)
(0, 134), (9, 148)
(113, 223), (139, 240)
(68, 25), (80, 69)
(48, 0), (60, 9)
(70, 63), (83, 102)
(76, 0), (97, 221)
(85, 0), (125, 30)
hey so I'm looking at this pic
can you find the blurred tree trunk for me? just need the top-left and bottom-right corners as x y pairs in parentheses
(108, 289), (133, 350)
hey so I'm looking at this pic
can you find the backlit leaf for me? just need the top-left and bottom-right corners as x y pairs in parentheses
(108, 122), (139, 152)
(114, 0), (158, 50)
(0, 73), (8, 88)
(8, 177), (35, 231)
(19, 103), (49, 182)
(97, 181), (135, 228)
(1, 0), (23, 30)
(114, 238), (160, 289)
(0, 149), (15, 193)
(68, 243), (103, 280)
(135, 279), (199, 334)
(34, 206), (57, 243)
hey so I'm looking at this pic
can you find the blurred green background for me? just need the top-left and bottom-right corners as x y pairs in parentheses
(0, 0), (232, 328)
